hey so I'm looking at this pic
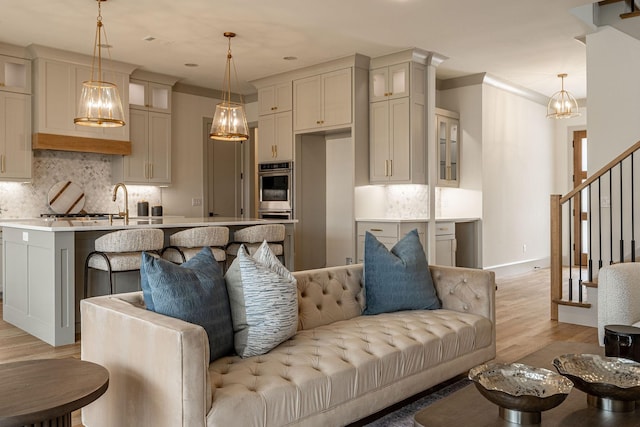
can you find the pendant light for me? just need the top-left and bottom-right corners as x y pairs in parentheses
(74, 0), (125, 127)
(546, 73), (581, 119)
(209, 32), (249, 141)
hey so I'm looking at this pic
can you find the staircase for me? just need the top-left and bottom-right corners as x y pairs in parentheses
(550, 140), (640, 326)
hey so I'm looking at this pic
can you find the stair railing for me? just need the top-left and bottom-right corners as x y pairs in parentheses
(550, 139), (640, 319)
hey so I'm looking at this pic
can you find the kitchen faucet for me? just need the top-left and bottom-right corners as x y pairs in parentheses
(112, 182), (129, 224)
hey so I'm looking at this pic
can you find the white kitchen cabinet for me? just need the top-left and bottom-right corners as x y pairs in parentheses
(129, 79), (171, 113)
(258, 82), (292, 115)
(435, 221), (457, 266)
(369, 57), (425, 184)
(32, 58), (130, 141)
(293, 68), (352, 132)
(0, 91), (31, 180)
(436, 108), (460, 187)
(0, 54), (31, 94)
(369, 62), (409, 102)
(258, 111), (293, 162)
(370, 97), (410, 182)
(112, 109), (171, 185)
(356, 220), (426, 263)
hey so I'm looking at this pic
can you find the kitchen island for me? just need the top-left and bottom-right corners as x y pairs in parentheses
(0, 217), (296, 346)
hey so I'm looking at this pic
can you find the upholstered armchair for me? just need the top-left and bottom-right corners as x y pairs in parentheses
(597, 262), (640, 345)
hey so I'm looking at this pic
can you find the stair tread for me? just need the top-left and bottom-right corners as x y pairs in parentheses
(621, 10), (640, 18)
(553, 298), (592, 309)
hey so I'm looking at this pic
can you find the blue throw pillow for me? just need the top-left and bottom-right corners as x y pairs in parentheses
(141, 247), (234, 362)
(363, 229), (440, 315)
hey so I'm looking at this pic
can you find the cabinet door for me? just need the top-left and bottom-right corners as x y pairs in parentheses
(389, 97), (410, 182)
(436, 114), (460, 187)
(274, 111), (293, 160)
(38, 59), (74, 133)
(293, 75), (321, 131)
(257, 114), (276, 162)
(258, 82), (292, 115)
(369, 101), (390, 182)
(147, 112), (171, 184)
(123, 109), (149, 183)
(0, 92), (31, 180)
(322, 68), (351, 128)
(0, 55), (31, 94)
(130, 79), (171, 113)
(387, 63), (409, 100)
(369, 63), (409, 102)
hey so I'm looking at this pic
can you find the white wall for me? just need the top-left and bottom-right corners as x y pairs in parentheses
(161, 91), (257, 217)
(481, 84), (555, 269)
(587, 26), (640, 173)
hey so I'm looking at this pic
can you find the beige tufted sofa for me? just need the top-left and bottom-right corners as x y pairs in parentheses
(80, 263), (496, 427)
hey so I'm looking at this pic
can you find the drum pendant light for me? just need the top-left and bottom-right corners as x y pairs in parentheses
(209, 32), (249, 141)
(74, 0), (125, 127)
(547, 73), (581, 119)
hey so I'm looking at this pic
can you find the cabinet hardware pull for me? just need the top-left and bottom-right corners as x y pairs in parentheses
(389, 159), (392, 176)
(316, 120), (321, 124)
(0, 82), (4, 87)
(370, 228), (383, 232)
(274, 145), (278, 158)
(271, 106), (277, 110)
(1, 154), (4, 173)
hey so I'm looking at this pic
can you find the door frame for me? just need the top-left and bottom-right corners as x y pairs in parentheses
(572, 129), (588, 266)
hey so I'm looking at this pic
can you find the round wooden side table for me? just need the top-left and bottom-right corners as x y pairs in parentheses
(0, 358), (109, 427)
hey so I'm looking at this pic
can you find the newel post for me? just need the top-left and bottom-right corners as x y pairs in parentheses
(550, 194), (562, 320)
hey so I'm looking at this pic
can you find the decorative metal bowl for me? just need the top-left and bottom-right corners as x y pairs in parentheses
(469, 363), (573, 424)
(553, 353), (640, 411)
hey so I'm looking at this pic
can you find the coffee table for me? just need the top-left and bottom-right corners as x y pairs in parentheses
(0, 358), (109, 427)
(414, 342), (640, 426)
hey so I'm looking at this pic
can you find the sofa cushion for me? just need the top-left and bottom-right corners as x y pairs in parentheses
(225, 242), (298, 358)
(363, 229), (440, 315)
(140, 248), (234, 362)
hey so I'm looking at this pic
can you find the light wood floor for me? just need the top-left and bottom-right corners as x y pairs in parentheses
(0, 267), (598, 426)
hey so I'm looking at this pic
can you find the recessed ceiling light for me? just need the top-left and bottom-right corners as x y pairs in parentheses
(143, 36), (156, 42)
(184, 63), (199, 67)
(283, 56), (297, 61)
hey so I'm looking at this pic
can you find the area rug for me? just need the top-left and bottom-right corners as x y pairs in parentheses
(361, 377), (472, 427)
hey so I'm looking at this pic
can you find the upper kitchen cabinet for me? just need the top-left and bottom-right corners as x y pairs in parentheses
(29, 45), (136, 145)
(0, 54), (31, 94)
(0, 45), (31, 181)
(0, 91), (31, 180)
(293, 68), (352, 132)
(255, 80), (293, 163)
(258, 82), (292, 115)
(113, 71), (177, 185)
(129, 78), (171, 113)
(369, 62), (409, 102)
(257, 111), (293, 163)
(369, 50), (427, 184)
(436, 108), (460, 187)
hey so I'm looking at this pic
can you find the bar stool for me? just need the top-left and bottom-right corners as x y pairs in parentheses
(162, 226), (229, 269)
(84, 228), (164, 298)
(226, 224), (286, 266)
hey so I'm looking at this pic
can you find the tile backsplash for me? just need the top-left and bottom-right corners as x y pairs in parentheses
(0, 151), (161, 218)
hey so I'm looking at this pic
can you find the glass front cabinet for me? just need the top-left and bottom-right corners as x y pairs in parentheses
(436, 108), (460, 187)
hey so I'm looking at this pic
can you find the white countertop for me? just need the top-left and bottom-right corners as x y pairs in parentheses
(355, 217), (479, 223)
(0, 217), (297, 232)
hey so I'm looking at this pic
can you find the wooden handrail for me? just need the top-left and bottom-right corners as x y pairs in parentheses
(561, 139), (640, 203)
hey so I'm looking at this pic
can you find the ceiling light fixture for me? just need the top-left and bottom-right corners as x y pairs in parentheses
(209, 32), (249, 141)
(546, 73), (581, 119)
(74, 0), (125, 128)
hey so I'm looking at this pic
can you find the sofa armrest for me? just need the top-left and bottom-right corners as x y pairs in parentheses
(597, 263), (640, 345)
(430, 265), (496, 324)
(81, 292), (211, 427)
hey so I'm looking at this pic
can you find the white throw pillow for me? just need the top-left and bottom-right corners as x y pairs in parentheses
(225, 241), (298, 358)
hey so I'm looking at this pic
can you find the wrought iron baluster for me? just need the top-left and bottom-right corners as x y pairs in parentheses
(588, 182), (593, 282)
(632, 152), (636, 262)
(599, 178), (603, 270)
(610, 169), (613, 265)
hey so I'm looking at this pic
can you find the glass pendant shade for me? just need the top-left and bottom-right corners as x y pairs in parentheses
(75, 80), (125, 127)
(547, 73), (581, 119)
(210, 102), (249, 141)
(209, 32), (249, 141)
(74, 0), (125, 128)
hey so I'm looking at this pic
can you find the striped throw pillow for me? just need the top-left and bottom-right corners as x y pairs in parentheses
(225, 241), (298, 358)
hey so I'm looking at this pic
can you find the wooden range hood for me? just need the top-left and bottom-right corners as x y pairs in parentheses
(32, 133), (132, 155)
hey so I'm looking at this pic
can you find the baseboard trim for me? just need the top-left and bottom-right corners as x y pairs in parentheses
(485, 257), (550, 279)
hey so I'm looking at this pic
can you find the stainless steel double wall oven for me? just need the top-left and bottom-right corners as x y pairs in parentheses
(258, 161), (293, 219)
